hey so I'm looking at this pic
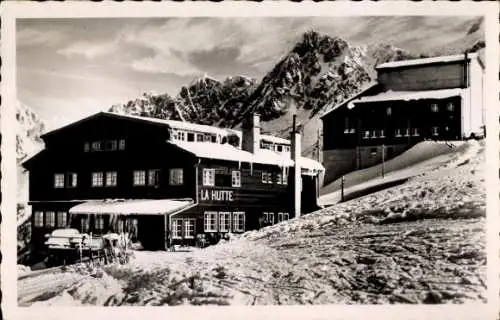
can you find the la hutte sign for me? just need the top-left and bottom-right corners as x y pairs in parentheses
(200, 189), (234, 202)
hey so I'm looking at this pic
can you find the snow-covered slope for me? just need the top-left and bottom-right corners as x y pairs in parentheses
(22, 140), (486, 306)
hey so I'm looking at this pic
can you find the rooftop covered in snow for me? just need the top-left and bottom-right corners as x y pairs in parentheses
(69, 199), (194, 216)
(170, 141), (324, 172)
(376, 53), (479, 70)
(347, 88), (466, 109)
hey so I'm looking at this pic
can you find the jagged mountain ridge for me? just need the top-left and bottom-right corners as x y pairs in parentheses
(108, 30), (485, 156)
(17, 101), (45, 163)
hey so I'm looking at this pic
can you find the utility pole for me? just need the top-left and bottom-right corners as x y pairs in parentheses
(381, 144), (385, 179)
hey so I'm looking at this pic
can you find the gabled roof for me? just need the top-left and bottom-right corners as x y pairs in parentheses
(376, 53), (479, 70)
(170, 141), (324, 171)
(347, 88), (466, 109)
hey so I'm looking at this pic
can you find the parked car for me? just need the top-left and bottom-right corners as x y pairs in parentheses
(44, 228), (84, 250)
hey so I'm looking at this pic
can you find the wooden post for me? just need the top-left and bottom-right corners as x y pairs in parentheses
(381, 144), (385, 178)
(341, 175), (345, 202)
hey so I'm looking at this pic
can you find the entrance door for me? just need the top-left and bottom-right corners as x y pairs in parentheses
(137, 216), (165, 250)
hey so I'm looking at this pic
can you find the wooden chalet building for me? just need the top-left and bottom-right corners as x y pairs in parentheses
(320, 52), (485, 184)
(22, 112), (324, 250)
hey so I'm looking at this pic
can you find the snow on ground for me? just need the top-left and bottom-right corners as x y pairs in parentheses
(19, 140), (486, 306)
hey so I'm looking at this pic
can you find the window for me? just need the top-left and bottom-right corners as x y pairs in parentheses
(118, 139), (126, 150)
(81, 216), (90, 233)
(148, 169), (161, 186)
(386, 107), (392, 116)
(432, 126), (439, 136)
(95, 215), (105, 231)
(67, 173), (77, 188)
(106, 171), (117, 187)
(371, 131), (377, 139)
(277, 145), (283, 152)
(172, 219), (182, 239)
(379, 130), (385, 138)
(203, 169), (215, 186)
(363, 131), (370, 139)
(176, 131), (186, 141)
(219, 212), (231, 232)
(34, 211), (44, 227)
(84, 142), (90, 152)
(169, 168), (183, 186)
(233, 212), (245, 232)
(264, 212), (275, 225)
(187, 132), (195, 142)
(211, 135), (217, 143)
(412, 128), (420, 136)
(91, 141), (102, 151)
(92, 172), (104, 187)
(204, 212), (218, 232)
(404, 128), (410, 137)
(231, 170), (241, 187)
(197, 134), (204, 142)
(284, 146), (291, 152)
(282, 173), (288, 185)
(447, 102), (455, 112)
(262, 172), (268, 184)
(57, 211), (67, 228)
(184, 219), (195, 239)
(395, 129), (402, 137)
(431, 103), (439, 112)
(267, 172), (273, 184)
(133, 170), (146, 186)
(105, 140), (117, 151)
(278, 212), (284, 222)
(276, 173), (282, 185)
(283, 212), (290, 221)
(54, 174), (65, 188)
(45, 211), (56, 228)
(370, 148), (377, 156)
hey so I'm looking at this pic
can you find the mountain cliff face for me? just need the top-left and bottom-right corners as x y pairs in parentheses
(17, 101), (45, 163)
(108, 30), (484, 157)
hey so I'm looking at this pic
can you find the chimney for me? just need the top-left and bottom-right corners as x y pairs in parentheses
(241, 113), (260, 154)
(291, 114), (302, 218)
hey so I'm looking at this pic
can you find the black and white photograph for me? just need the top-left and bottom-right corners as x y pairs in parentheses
(1, 1), (499, 319)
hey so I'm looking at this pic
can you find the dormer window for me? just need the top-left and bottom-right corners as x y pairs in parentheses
(431, 103), (439, 112)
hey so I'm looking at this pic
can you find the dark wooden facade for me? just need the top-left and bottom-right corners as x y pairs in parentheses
(24, 113), (319, 250)
(321, 54), (484, 184)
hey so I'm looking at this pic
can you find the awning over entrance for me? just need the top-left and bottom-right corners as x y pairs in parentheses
(347, 88), (465, 109)
(69, 199), (194, 216)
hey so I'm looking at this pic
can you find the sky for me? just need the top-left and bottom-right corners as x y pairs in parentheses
(17, 16), (483, 131)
